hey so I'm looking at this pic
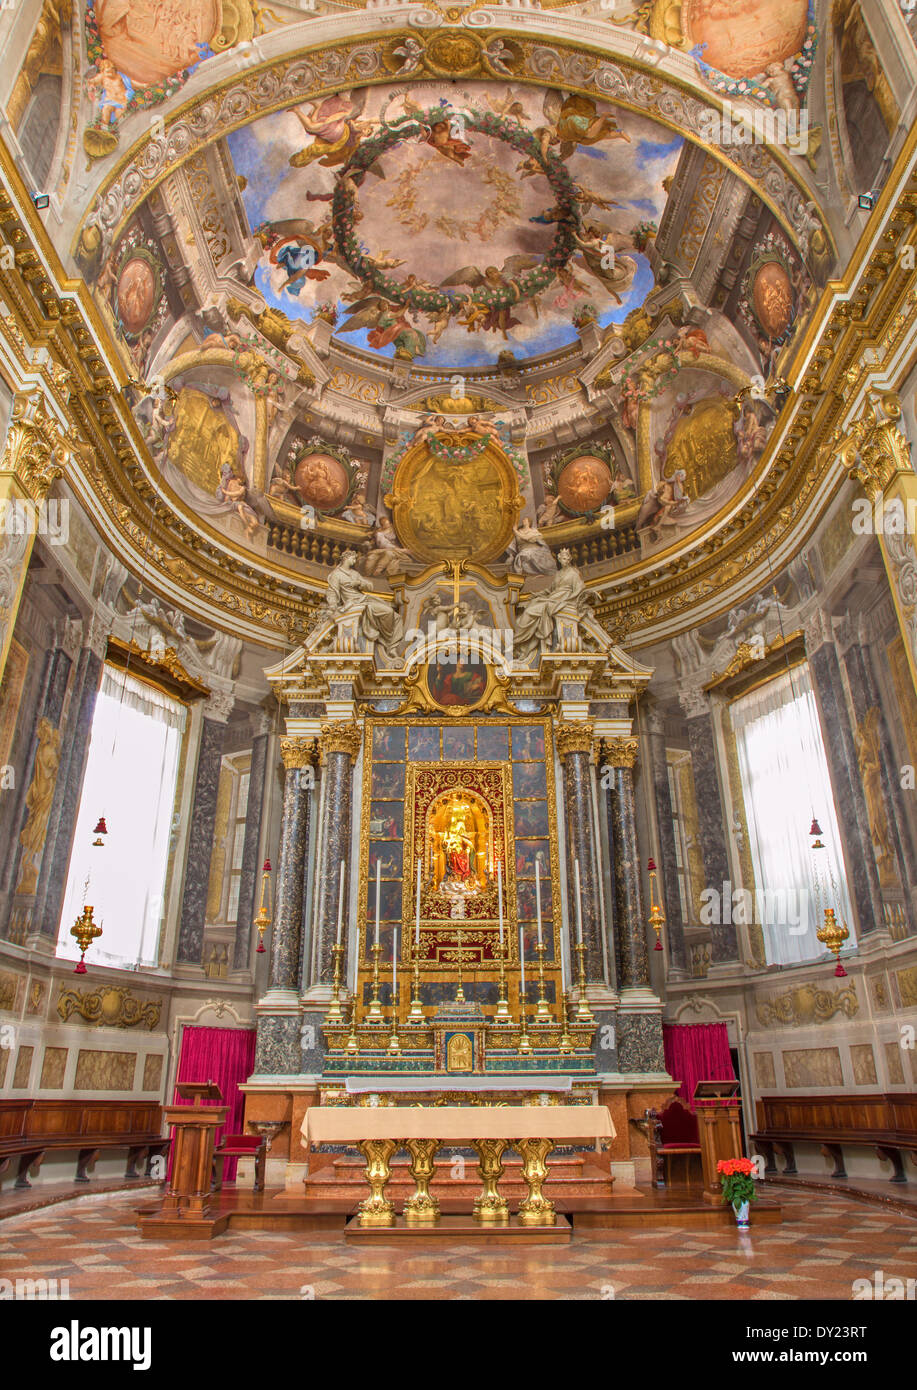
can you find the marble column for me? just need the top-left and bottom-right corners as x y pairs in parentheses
(231, 727), (271, 973)
(33, 619), (109, 943)
(557, 721), (603, 983)
(841, 619), (917, 906)
(602, 737), (650, 991)
(175, 694), (233, 966)
(267, 736), (317, 992)
(805, 610), (883, 935)
(312, 721), (362, 987)
(1, 632), (73, 942)
(682, 687), (738, 964)
(646, 709), (687, 974)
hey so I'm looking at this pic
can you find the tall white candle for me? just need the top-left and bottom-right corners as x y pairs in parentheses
(336, 859), (345, 944)
(574, 858), (584, 945)
(415, 857), (421, 946)
(393, 927), (398, 999)
(559, 922), (567, 995)
(535, 858), (543, 946)
(519, 926), (526, 994)
(497, 859), (504, 947)
(375, 859), (381, 947)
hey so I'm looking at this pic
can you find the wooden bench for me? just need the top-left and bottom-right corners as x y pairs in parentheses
(0, 1099), (169, 1189)
(750, 1093), (917, 1184)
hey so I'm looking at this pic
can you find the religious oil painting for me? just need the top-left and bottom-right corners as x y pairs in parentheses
(514, 839), (551, 878)
(476, 725), (510, 762)
(512, 761), (548, 799)
(441, 726), (475, 761)
(512, 726), (546, 762)
(371, 762), (406, 799)
(373, 725), (406, 761)
(513, 800), (550, 838)
(368, 843), (403, 880)
(426, 660), (488, 710)
(369, 803), (403, 839)
(407, 726), (441, 762)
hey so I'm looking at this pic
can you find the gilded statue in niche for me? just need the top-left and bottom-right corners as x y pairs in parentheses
(167, 388), (241, 496)
(15, 717), (61, 896)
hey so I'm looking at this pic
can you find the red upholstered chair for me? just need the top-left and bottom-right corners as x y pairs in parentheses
(212, 1133), (267, 1192)
(644, 1099), (702, 1188)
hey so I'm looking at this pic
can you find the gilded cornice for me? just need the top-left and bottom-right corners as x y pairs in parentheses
(833, 392), (912, 502)
(1, 390), (71, 500)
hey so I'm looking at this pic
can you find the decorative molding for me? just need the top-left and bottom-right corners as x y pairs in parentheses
(56, 984), (163, 1030)
(755, 982), (858, 1028)
(202, 686), (236, 723)
(106, 635), (211, 704)
(2, 391), (70, 502)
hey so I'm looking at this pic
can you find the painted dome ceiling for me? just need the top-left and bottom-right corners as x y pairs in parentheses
(6, 0), (914, 645)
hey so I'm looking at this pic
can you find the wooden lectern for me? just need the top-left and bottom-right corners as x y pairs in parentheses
(693, 1079), (743, 1205)
(162, 1081), (228, 1220)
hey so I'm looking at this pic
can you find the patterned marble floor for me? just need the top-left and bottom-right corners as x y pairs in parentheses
(0, 1188), (914, 1300)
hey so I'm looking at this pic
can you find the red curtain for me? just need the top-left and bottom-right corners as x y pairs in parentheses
(172, 1025), (256, 1181)
(662, 1023), (734, 1108)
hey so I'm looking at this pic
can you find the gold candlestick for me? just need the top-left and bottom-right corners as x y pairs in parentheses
(387, 991), (402, 1054)
(518, 987), (532, 1055)
(534, 940), (552, 1020)
(344, 998), (360, 1055)
(559, 990), (575, 1054)
(326, 940), (345, 1024)
(367, 941), (384, 1022)
(408, 946), (425, 1023)
(454, 918), (466, 1003)
(574, 940), (595, 1024)
(495, 938), (511, 1022)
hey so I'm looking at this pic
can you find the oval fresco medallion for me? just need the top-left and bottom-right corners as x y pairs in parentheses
(95, 0), (223, 87)
(752, 259), (795, 340)
(682, 0), (808, 78)
(556, 454), (613, 515)
(292, 452), (350, 512)
(116, 255), (157, 335)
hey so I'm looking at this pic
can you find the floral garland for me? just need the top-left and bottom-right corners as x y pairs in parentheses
(331, 103), (579, 320)
(426, 432), (490, 464)
(381, 422), (528, 492)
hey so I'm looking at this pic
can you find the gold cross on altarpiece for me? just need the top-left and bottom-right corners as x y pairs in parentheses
(443, 557), (470, 620)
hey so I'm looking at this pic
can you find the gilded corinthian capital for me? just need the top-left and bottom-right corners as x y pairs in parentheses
(835, 392), (912, 502)
(319, 720), (363, 764)
(554, 720), (594, 757)
(597, 736), (639, 769)
(280, 736), (318, 770)
(3, 391), (71, 501)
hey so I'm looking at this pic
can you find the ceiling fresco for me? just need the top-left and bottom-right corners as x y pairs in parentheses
(228, 86), (681, 367)
(3, 0), (913, 640)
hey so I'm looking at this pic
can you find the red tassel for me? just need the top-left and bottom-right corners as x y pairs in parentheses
(256, 939), (266, 954)
(834, 961), (847, 977)
(809, 818), (822, 836)
(263, 859), (272, 872)
(75, 957), (87, 974)
(647, 858), (657, 871)
(654, 940), (663, 951)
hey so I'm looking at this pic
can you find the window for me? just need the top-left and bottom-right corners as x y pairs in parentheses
(731, 663), (853, 967)
(57, 664), (186, 969)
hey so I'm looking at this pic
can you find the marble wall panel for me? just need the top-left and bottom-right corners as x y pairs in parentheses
(850, 1044), (877, 1085)
(39, 1045), (67, 1088)
(73, 1049), (136, 1090)
(781, 1047), (843, 1088)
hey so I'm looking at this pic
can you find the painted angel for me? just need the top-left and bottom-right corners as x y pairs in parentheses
(337, 293), (427, 361)
(289, 91), (374, 171)
(536, 91), (630, 159)
(439, 256), (540, 337)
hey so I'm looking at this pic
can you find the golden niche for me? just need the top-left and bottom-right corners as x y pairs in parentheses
(428, 792), (491, 900)
(386, 433), (522, 564)
(446, 1033), (474, 1072)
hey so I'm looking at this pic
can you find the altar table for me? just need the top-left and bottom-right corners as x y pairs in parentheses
(302, 1104), (615, 1226)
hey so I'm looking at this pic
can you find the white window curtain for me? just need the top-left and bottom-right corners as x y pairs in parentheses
(57, 665), (186, 969)
(732, 663), (853, 967)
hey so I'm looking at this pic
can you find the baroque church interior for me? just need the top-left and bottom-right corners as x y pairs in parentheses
(1, 0), (916, 1341)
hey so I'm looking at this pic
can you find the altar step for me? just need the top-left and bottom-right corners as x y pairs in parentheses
(302, 1152), (617, 1203)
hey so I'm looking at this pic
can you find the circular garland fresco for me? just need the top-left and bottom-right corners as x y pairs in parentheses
(331, 104), (579, 324)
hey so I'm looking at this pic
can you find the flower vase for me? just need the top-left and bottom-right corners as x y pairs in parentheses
(733, 1200), (750, 1229)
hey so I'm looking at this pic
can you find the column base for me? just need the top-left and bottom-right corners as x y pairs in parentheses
(618, 987), (661, 1007)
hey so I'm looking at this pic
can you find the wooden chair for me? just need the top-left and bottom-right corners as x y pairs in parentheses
(212, 1133), (267, 1192)
(645, 1098), (702, 1188)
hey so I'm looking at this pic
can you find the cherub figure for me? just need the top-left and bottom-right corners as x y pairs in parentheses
(87, 59), (130, 128)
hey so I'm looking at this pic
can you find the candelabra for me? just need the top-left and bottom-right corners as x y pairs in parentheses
(573, 940), (595, 1024)
(518, 989), (532, 1055)
(326, 941), (345, 1024)
(534, 941), (552, 1020)
(408, 946), (425, 1023)
(367, 942), (384, 1022)
(70, 904), (102, 975)
(494, 939), (512, 1022)
(558, 990), (575, 1054)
